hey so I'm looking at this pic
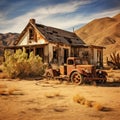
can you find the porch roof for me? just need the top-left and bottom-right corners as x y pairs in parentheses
(3, 44), (48, 49)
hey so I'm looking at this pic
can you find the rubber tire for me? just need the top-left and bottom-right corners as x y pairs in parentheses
(71, 72), (83, 85)
(46, 71), (53, 80)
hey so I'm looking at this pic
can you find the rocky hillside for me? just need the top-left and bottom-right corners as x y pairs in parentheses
(75, 13), (120, 59)
(0, 33), (19, 55)
(0, 33), (19, 46)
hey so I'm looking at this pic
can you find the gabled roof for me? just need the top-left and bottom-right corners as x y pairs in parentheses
(15, 19), (85, 46)
(35, 23), (85, 45)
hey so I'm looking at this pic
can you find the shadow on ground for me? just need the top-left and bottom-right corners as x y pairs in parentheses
(97, 82), (120, 87)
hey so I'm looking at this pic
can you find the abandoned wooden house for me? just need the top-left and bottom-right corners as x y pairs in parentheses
(5, 19), (104, 67)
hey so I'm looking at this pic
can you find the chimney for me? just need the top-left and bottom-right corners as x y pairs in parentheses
(29, 19), (35, 24)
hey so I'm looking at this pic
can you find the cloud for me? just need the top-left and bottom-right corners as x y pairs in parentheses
(0, 0), (120, 33)
(38, 0), (94, 14)
(0, 0), (95, 33)
(91, 8), (120, 19)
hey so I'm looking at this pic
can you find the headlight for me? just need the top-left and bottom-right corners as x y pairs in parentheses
(99, 70), (102, 74)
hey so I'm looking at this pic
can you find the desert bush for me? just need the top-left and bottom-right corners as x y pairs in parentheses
(107, 52), (120, 69)
(84, 100), (94, 107)
(3, 48), (45, 78)
(73, 94), (86, 104)
(73, 94), (106, 111)
(92, 102), (104, 111)
(0, 87), (23, 96)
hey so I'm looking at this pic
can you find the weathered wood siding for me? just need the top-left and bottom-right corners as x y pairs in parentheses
(18, 26), (48, 46)
(18, 31), (29, 45)
(48, 43), (70, 65)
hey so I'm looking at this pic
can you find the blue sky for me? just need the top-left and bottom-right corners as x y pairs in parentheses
(0, 0), (120, 33)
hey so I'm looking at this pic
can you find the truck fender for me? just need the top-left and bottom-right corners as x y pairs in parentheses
(96, 70), (108, 77)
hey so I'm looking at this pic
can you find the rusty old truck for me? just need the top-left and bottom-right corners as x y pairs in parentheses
(45, 57), (107, 85)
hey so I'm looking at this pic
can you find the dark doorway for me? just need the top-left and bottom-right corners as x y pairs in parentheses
(36, 48), (44, 61)
(64, 49), (69, 63)
(26, 48), (34, 58)
(26, 49), (30, 57)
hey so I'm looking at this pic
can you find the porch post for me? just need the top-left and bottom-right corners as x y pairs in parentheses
(33, 47), (36, 55)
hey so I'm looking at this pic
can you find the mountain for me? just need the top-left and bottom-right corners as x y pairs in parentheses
(75, 13), (120, 59)
(0, 33), (19, 55)
(0, 33), (19, 46)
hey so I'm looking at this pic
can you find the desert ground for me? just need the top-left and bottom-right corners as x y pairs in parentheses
(0, 70), (120, 120)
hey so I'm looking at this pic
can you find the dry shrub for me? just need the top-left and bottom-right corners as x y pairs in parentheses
(84, 100), (94, 107)
(92, 102), (104, 111)
(3, 48), (45, 79)
(73, 94), (106, 111)
(0, 86), (23, 96)
(73, 94), (86, 104)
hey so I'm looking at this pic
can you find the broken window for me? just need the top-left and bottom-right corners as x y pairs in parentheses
(68, 60), (74, 65)
(97, 49), (102, 67)
(29, 28), (37, 42)
(81, 51), (89, 64)
(29, 28), (34, 40)
(82, 51), (89, 59)
(52, 47), (58, 63)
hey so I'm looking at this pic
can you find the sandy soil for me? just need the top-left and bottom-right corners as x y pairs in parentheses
(0, 78), (120, 120)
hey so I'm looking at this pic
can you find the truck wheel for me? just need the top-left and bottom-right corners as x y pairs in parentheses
(71, 72), (83, 85)
(45, 71), (53, 80)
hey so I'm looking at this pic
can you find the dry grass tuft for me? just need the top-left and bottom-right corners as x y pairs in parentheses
(73, 94), (86, 104)
(84, 100), (94, 107)
(0, 86), (23, 96)
(92, 102), (104, 111)
(73, 94), (107, 111)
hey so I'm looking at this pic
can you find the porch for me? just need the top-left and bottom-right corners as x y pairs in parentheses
(4, 44), (49, 63)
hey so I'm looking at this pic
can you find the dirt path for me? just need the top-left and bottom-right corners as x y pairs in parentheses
(0, 79), (120, 120)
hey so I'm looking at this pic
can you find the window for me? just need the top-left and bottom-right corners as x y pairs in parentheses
(68, 60), (74, 65)
(29, 28), (34, 40)
(52, 47), (58, 63)
(75, 59), (81, 65)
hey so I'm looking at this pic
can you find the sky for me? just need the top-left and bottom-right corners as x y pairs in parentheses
(0, 0), (120, 33)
